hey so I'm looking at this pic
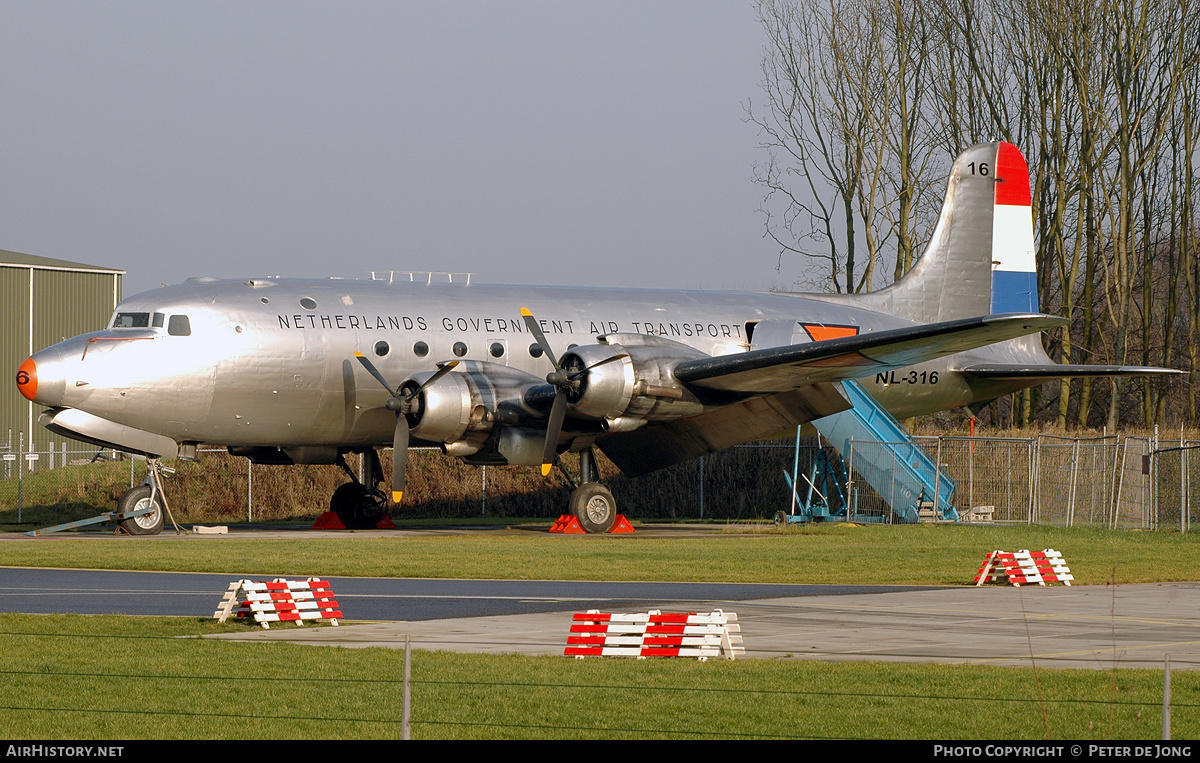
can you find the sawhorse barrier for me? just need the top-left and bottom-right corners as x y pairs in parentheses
(214, 578), (343, 628)
(975, 549), (1074, 586)
(565, 610), (744, 660)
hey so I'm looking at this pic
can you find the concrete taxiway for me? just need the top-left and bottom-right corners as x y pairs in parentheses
(208, 581), (1200, 670)
(4, 524), (1198, 669)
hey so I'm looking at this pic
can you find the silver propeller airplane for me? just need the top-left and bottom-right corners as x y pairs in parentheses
(15, 142), (1173, 533)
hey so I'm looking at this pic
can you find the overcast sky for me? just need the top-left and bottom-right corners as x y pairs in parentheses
(0, 1), (805, 299)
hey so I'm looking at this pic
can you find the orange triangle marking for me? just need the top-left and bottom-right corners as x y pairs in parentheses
(802, 324), (859, 342)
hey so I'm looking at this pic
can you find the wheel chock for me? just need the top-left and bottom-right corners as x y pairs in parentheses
(312, 511), (348, 530)
(550, 515), (587, 534)
(375, 515), (396, 529)
(607, 515), (635, 534)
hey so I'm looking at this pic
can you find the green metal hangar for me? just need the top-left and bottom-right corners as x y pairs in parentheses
(2, 249), (124, 453)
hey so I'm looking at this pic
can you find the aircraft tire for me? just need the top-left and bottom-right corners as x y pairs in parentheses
(116, 485), (165, 536)
(569, 483), (617, 534)
(330, 482), (386, 530)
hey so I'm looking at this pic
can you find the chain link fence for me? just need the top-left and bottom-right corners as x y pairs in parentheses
(2, 428), (1199, 530)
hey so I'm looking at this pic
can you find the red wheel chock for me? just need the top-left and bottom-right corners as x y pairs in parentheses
(312, 511), (347, 529)
(550, 515), (586, 534)
(550, 514), (635, 534)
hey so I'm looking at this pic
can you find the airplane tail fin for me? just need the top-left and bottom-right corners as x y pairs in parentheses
(835, 141), (1037, 324)
(810, 142), (1180, 388)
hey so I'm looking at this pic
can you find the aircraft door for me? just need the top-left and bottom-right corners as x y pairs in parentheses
(747, 319), (807, 351)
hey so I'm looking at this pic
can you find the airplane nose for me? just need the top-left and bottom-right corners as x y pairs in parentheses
(16, 345), (69, 408)
(16, 357), (37, 401)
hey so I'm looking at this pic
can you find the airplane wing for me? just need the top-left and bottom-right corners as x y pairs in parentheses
(598, 383), (853, 476)
(597, 313), (1064, 476)
(961, 363), (1182, 380)
(673, 313), (1065, 394)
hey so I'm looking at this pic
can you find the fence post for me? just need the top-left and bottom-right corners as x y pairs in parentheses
(1181, 448), (1187, 534)
(403, 634), (412, 740)
(1163, 654), (1172, 740)
(247, 458), (253, 523)
(17, 431), (23, 523)
(1067, 439), (1079, 527)
(1030, 437), (1038, 524)
(933, 437), (942, 519)
(1149, 430), (1157, 531)
(1115, 437), (1128, 530)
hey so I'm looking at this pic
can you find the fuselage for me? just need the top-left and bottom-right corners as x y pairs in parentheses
(19, 276), (1021, 452)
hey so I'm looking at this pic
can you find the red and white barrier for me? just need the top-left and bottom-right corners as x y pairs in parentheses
(214, 578), (343, 628)
(975, 549), (1073, 587)
(566, 610), (744, 660)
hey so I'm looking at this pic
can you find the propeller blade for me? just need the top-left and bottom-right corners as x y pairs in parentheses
(392, 414), (409, 502)
(410, 360), (459, 399)
(541, 390), (567, 476)
(567, 352), (629, 381)
(352, 353), (458, 503)
(354, 351), (398, 396)
(520, 307), (560, 370)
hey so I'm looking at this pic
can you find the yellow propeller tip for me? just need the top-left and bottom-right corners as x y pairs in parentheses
(520, 307), (533, 317)
(541, 464), (552, 476)
(392, 491), (403, 502)
(354, 351), (365, 357)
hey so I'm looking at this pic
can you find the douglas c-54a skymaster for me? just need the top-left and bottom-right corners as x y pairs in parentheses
(15, 142), (1175, 533)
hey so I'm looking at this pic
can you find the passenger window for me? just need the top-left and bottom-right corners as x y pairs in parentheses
(167, 315), (191, 336)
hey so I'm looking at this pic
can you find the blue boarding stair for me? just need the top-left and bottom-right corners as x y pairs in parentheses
(779, 380), (957, 524)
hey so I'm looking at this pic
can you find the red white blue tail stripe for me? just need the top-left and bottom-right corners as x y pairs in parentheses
(990, 142), (1039, 314)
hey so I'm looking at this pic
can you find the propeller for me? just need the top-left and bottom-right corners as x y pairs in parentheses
(521, 308), (569, 475)
(354, 352), (459, 502)
(520, 308), (627, 477)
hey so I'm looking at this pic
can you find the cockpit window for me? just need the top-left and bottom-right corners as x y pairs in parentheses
(152, 312), (165, 328)
(168, 315), (191, 336)
(113, 312), (150, 328)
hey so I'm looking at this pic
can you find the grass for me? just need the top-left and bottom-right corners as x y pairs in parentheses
(0, 442), (850, 527)
(1, 613), (1195, 740)
(5, 482), (1198, 739)
(3, 523), (1198, 585)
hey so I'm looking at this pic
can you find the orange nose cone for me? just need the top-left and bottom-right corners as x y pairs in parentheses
(16, 358), (37, 401)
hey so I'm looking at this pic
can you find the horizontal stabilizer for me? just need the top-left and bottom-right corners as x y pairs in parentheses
(962, 364), (1182, 381)
(674, 313), (1065, 394)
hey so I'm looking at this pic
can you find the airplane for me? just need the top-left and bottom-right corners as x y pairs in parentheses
(14, 142), (1176, 534)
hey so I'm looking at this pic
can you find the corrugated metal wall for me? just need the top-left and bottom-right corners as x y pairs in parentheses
(0, 266), (33, 450)
(2, 262), (122, 454)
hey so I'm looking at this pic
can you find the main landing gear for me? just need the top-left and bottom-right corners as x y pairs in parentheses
(330, 450), (388, 529)
(562, 448), (618, 534)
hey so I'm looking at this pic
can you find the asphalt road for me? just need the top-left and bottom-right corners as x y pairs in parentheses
(0, 566), (922, 620)
(3, 566), (1198, 668)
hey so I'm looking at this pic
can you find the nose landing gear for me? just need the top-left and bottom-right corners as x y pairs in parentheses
(115, 459), (180, 535)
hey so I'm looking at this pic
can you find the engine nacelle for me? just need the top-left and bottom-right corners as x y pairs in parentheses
(558, 333), (709, 425)
(402, 369), (483, 446)
(402, 362), (545, 453)
(557, 344), (636, 420)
